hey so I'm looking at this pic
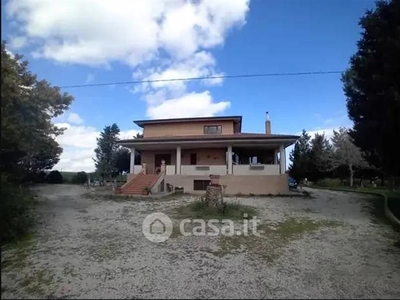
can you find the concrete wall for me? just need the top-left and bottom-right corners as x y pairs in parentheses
(127, 173), (136, 182)
(233, 164), (280, 175)
(164, 174), (289, 195)
(143, 120), (234, 137)
(133, 165), (142, 174)
(181, 165), (227, 176)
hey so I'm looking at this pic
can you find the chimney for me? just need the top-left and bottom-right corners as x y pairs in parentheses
(265, 112), (271, 134)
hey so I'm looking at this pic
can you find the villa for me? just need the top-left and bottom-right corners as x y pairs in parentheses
(118, 113), (298, 195)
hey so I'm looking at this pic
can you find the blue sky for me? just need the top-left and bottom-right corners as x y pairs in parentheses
(2, 0), (376, 171)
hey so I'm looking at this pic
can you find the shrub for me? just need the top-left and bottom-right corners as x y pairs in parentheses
(72, 171), (87, 184)
(46, 170), (63, 184)
(0, 180), (36, 245)
(317, 178), (343, 187)
(34, 171), (47, 183)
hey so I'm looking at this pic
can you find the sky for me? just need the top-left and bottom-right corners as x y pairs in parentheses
(1, 0), (376, 172)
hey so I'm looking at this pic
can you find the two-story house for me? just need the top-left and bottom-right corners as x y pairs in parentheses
(118, 113), (298, 195)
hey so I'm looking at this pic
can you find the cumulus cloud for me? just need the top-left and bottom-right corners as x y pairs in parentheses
(5, 0), (248, 66)
(66, 113), (84, 125)
(53, 115), (141, 172)
(5, 0), (249, 118)
(147, 91), (230, 119)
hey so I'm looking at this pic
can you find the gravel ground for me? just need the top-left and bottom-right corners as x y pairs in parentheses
(1, 184), (400, 299)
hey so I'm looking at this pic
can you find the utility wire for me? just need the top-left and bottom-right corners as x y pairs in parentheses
(59, 70), (343, 89)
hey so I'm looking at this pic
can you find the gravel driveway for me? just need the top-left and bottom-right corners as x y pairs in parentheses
(1, 184), (400, 299)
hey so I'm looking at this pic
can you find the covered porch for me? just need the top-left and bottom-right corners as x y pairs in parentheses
(127, 142), (288, 177)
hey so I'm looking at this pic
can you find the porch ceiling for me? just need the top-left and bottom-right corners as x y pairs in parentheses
(119, 138), (297, 151)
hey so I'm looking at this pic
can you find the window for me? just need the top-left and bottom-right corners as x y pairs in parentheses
(190, 153), (197, 165)
(193, 180), (210, 191)
(204, 125), (222, 134)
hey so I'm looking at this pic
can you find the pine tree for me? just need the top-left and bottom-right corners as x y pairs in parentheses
(342, 0), (400, 183)
(93, 124), (120, 179)
(289, 130), (311, 181)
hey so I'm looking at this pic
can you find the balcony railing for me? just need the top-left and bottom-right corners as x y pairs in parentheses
(150, 164), (280, 175)
(233, 164), (280, 175)
(182, 165), (227, 175)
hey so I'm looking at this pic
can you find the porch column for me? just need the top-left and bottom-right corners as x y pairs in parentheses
(130, 147), (135, 173)
(274, 149), (278, 165)
(227, 145), (233, 175)
(279, 144), (286, 174)
(176, 146), (181, 175)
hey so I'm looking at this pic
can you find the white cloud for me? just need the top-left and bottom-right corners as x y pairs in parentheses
(6, 0), (249, 66)
(85, 73), (95, 84)
(147, 91), (230, 119)
(66, 112), (84, 125)
(53, 121), (141, 172)
(5, 0), (249, 118)
(9, 36), (27, 49)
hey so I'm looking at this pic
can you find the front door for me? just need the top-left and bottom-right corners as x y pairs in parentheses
(154, 154), (171, 173)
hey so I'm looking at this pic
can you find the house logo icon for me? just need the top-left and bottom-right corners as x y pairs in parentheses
(142, 212), (173, 243)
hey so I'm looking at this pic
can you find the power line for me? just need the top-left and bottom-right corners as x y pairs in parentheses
(59, 70), (343, 89)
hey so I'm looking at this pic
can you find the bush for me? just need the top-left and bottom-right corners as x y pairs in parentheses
(46, 170), (63, 184)
(316, 178), (343, 187)
(72, 171), (87, 184)
(0, 181), (36, 245)
(33, 171), (47, 183)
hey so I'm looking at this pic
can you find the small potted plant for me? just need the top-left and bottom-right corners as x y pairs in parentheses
(142, 186), (152, 195)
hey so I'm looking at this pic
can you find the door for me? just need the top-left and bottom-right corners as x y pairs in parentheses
(190, 153), (197, 165)
(154, 154), (171, 173)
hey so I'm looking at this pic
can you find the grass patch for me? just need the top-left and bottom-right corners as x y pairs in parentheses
(84, 191), (186, 202)
(1, 232), (36, 271)
(88, 242), (123, 263)
(172, 200), (257, 221)
(19, 268), (56, 298)
(0, 182), (38, 245)
(214, 217), (340, 262)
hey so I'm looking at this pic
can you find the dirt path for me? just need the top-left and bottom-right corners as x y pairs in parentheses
(1, 185), (399, 299)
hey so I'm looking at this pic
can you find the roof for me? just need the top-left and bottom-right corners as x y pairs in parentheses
(118, 132), (299, 144)
(134, 115), (242, 129)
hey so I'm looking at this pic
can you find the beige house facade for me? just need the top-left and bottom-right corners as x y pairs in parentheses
(118, 114), (299, 195)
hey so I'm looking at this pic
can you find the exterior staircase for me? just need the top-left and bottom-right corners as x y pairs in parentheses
(120, 173), (162, 195)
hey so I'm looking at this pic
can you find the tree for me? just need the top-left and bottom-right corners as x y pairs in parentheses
(289, 130), (311, 181)
(1, 42), (73, 244)
(329, 128), (368, 187)
(1, 42), (73, 179)
(46, 170), (63, 184)
(115, 148), (130, 174)
(93, 124), (120, 179)
(135, 132), (144, 139)
(72, 171), (87, 184)
(308, 133), (332, 181)
(342, 0), (400, 184)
